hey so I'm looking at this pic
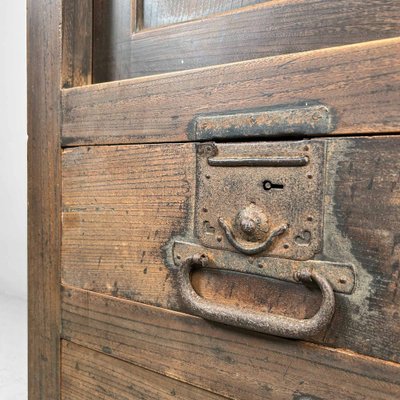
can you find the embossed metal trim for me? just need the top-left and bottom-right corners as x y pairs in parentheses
(195, 141), (325, 261)
(173, 241), (355, 294)
(208, 155), (309, 167)
(194, 104), (333, 140)
(218, 217), (288, 255)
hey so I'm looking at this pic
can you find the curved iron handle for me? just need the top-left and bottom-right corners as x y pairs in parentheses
(177, 254), (335, 339)
(218, 217), (288, 255)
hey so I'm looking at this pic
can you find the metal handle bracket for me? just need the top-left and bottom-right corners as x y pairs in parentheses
(177, 254), (335, 339)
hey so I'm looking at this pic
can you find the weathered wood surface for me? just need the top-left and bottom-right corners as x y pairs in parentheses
(62, 142), (319, 316)
(139, 0), (266, 29)
(62, 340), (226, 400)
(61, 286), (400, 400)
(61, 137), (400, 362)
(28, 0), (62, 398)
(322, 137), (400, 363)
(62, 143), (195, 306)
(93, 0), (400, 82)
(63, 38), (400, 146)
(62, 0), (92, 88)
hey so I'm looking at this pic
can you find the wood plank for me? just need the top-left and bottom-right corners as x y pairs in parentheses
(62, 142), (319, 315)
(93, 0), (400, 82)
(61, 137), (400, 362)
(61, 143), (195, 306)
(61, 286), (400, 400)
(140, 0), (266, 29)
(61, 340), (227, 400)
(63, 38), (400, 146)
(62, 0), (93, 88)
(28, 0), (62, 398)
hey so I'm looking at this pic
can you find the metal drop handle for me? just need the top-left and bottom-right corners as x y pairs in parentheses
(177, 254), (335, 339)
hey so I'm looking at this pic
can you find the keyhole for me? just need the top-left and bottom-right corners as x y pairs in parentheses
(263, 180), (284, 191)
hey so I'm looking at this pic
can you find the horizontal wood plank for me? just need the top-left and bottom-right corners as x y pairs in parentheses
(61, 286), (400, 400)
(62, 340), (226, 400)
(63, 38), (400, 146)
(93, 0), (400, 82)
(61, 137), (400, 362)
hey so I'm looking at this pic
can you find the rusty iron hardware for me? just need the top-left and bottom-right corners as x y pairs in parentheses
(173, 240), (355, 294)
(207, 155), (309, 167)
(168, 139), (355, 338)
(192, 104), (333, 141)
(196, 141), (325, 260)
(218, 206), (288, 255)
(176, 254), (336, 339)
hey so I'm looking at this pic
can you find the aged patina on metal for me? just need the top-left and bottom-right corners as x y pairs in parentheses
(173, 240), (355, 295)
(195, 141), (324, 260)
(192, 104), (333, 141)
(170, 139), (355, 339)
(176, 254), (336, 339)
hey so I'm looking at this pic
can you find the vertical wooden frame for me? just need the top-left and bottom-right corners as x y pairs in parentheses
(29, 0), (94, 394)
(62, 0), (93, 88)
(28, 0), (62, 398)
(132, 0), (144, 33)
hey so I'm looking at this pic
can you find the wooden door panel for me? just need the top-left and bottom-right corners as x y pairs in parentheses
(93, 0), (400, 83)
(138, 0), (267, 29)
(62, 136), (400, 363)
(61, 341), (225, 400)
(61, 286), (400, 400)
(62, 38), (400, 146)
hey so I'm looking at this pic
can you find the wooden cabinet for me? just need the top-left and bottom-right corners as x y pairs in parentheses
(29, 1), (400, 399)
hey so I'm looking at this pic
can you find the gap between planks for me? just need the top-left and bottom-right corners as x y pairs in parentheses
(61, 284), (400, 370)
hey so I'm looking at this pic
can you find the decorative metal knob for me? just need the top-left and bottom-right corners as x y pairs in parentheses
(239, 217), (257, 235)
(219, 204), (287, 255)
(235, 204), (269, 241)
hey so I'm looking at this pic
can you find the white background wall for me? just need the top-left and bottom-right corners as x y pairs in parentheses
(0, 2), (27, 300)
(0, 3), (28, 398)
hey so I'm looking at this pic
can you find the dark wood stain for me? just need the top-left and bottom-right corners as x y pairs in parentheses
(62, 38), (400, 146)
(30, 1), (400, 397)
(61, 286), (400, 400)
(62, 0), (93, 88)
(139, 0), (266, 29)
(93, 0), (400, 82)
(61, 137), (400, 363)
(62, 340), (226, 399)
(28, 0), (62, 398)
(324, 138), (400, 362)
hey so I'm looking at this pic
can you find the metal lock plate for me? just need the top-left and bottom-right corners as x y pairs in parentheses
(195, 141), (325, 261)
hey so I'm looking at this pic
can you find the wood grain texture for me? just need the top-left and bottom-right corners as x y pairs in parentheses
(62, 340), (227, 400)
(61, 137), (400, 362)
(322, 137), (400, 364)
(28, 0), (62, 398)
(63, 38), (400, 146)
(62, 142), (320, 317)
(62, 143), (195, 307)
(93, 0), (400, 82)
(62, 0), (93, 88)
(140, 0), (266, 29)
(61, 286), (400, 400)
